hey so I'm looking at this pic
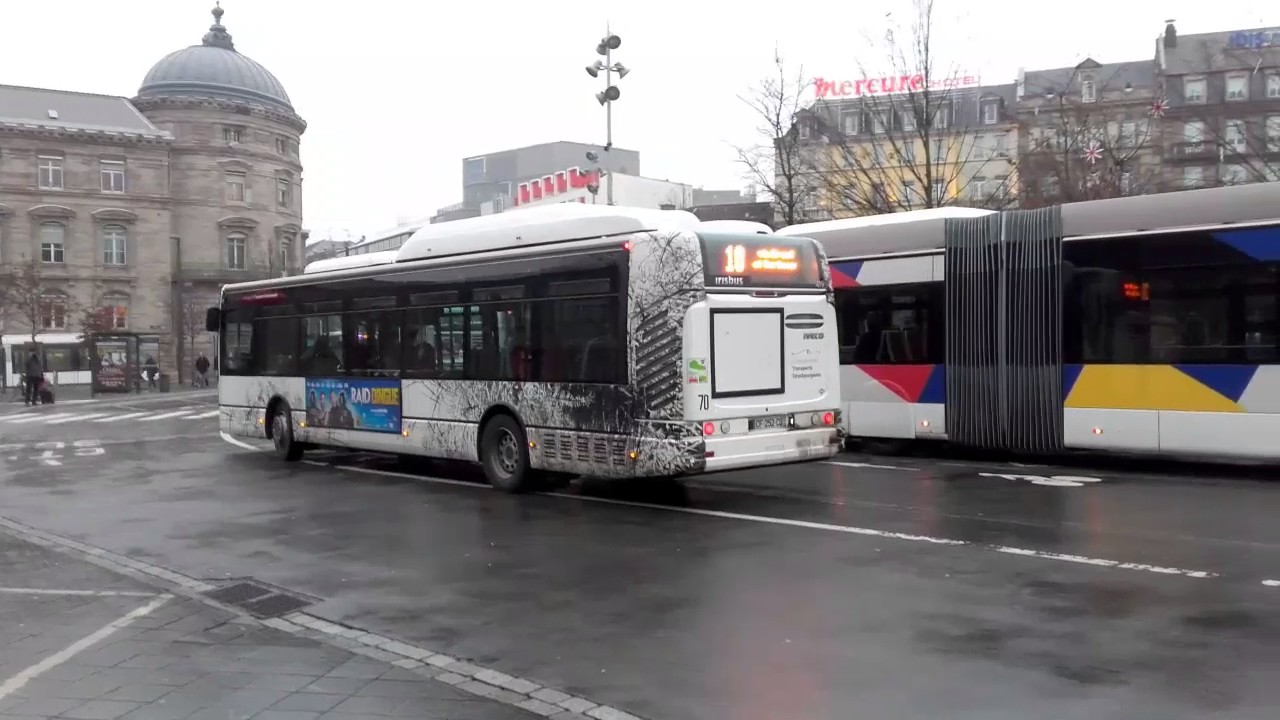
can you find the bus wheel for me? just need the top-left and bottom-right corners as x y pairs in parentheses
(480, 414), (531, 493)
(271, 402), (304, 462)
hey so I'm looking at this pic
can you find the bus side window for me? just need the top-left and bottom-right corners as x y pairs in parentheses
(301, 315), (343, 376)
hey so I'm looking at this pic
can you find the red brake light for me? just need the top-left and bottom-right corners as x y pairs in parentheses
(822, 412), (835, 426)
(702, 421), (715, 436)
(622, 241), (632, 251)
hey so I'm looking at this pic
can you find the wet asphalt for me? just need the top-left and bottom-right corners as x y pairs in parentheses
(0, 400), (1277, 720)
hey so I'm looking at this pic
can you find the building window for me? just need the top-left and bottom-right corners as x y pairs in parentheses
(841, 112), (859, 135)
(993, 176), (1009, 199)
(38, 155), (64, 189)
(280, 234), (294, 275)
(980, 99), (999, 124)
(1120, 171), (1134, 195)
(1225, 119), (1248, 151)
(100, 159), (125, 193)
(873, 110), (888, 134)
(223, 126), (244, 143)
(933, 104), (950, 130)
(994, 133), (1008, 156)
(798, 121), (811, 140)
(225, 171), (246, 202)
(1223, 164), (1249, 185)
(39, 222), (65, 263)
(970, 177), (988, 201)
(1267, 115), (1280, 151)
(1268, 74), (1280, 99)
(39, 293), (68, 330)
(902, 180), (918, 205)
(276, 177), (292, 209)
(1041, 176), (1060, 197)
(102, 224), (127, 266)
(1081, 78), (1097, 103)
(900, 109), (916, 132)
(931, 180), (946, 204)
(1183, 120), (1205, 149)
(1225, 74), (1249, 101)
(1183, 77), (1206, 104)
(226, 233), (247, 269)
(1119, 121), (1138, 146)
(102, 294), (129, 330)
(1183, 165), (1205, 189)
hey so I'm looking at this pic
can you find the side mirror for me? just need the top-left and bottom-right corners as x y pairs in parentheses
(205, 307), (221, 332)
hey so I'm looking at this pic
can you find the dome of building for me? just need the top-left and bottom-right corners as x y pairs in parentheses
(137, 3), (293, 113)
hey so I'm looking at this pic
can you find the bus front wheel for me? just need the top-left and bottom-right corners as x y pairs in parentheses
(271, 402), (304, 462)
(480, 414), (531, 493)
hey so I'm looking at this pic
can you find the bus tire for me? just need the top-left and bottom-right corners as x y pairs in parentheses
(270, 401), (304, 462)
(480, 414), (532, 493)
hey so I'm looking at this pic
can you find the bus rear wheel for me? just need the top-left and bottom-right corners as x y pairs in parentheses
(271, 402), (304, 462)
(480, 414), (532, 493)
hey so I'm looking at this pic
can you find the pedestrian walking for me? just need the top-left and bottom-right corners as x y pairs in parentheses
(194, 353), (210, 388)
(143, 356), (159, 389)
(23, 352), (43, 407)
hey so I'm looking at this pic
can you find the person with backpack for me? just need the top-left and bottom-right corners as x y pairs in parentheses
(23, 352), (43, 406)
(194, 354), (210, 388)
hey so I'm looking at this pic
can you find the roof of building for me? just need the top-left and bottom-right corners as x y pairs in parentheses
(0, 84), (167, 137)
(137, 4), (294, 113)
(1159, 26), (1280, 75)
(1021, 58), (1156, 97)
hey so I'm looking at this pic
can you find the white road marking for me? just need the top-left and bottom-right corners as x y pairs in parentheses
(46, 414), (109, 425)
(0, 593), (170, 701)
(219, 431), (260, 451)
(1263, 580), (1280, 588)
(823, 460), (913, 471)
(0, 587), (157, 597)
(138, 411), (192, 422)
(185, 410), (220, 419)
(95, 412), (148, 422)
(0, 413), (73, 424)
(992, 546), (1211, 578)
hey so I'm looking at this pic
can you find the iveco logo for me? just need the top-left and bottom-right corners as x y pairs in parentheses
(803, 332), (824, 340)
(714, 276), (745, 286)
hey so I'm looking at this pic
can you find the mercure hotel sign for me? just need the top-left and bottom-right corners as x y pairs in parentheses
(813, 73), (981, 99)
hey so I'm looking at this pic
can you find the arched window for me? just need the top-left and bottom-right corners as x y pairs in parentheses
(39, 291), (68, 330)
(101, 292), (130, 330)
(226, 233), (247, 269)
(39, 222), (66, 263)
(102, 224), (127, 266)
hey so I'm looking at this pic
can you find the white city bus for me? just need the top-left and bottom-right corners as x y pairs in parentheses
(211, 204), (842, 491)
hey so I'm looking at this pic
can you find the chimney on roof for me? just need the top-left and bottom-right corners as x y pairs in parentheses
(1163, 19), (1177, 48)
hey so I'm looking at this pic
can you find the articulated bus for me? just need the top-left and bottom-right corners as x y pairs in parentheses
(211, 204), (842, 491)
(778, 183), (1280, 462)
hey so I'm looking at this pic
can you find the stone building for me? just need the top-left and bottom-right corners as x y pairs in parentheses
(0, 4), (304, 384)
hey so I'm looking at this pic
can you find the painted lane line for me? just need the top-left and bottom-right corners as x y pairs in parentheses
(47, 413), (109, 424)
(226, 435), (1222, 582)
(0, 413), (73, 423)
(1263, 580), (1280, 588)
(185, 410), (220, 419)
(138, 410), (192, 422)
(823, 460), (914, 471)
(0, 587), (158, 597)
(94, 412), (148, 422)
(219, 431), (260, 451)
(0, 593), (171, 701)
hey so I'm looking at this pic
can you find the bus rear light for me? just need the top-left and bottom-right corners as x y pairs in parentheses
(1092, 427), (1104, 435)
(622, 241), (632, 251)
(704, 451), (715, 458)
(822, 412), (835, 426)
(920, 419), (930, 428)
(402, 429), (410, 437)
(810, 413), (820, 425)
(702, 422), (716, 436)
(720, 421), (730, 434)
(528, 440), (537, 448)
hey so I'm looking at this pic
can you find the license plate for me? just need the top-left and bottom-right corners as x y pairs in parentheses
(749, 414), (788, 431)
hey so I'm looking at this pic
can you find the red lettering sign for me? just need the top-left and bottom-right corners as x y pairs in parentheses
(813, 73), (980, 99)
(515, 167), (601, 206)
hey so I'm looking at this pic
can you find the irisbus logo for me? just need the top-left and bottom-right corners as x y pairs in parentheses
(713, 276), (745, 286)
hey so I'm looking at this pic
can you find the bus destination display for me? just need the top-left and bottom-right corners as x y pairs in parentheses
(701, 236), (822, 288)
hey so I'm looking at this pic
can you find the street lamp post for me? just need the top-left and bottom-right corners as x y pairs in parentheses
(586, 30), (629, 206)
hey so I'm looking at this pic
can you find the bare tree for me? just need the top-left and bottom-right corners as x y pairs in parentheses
(734, 52), (818, 227)
(1017, 61), (1162, 207)
(807, 0), (1014, 215)
(0, 260), (69, 344)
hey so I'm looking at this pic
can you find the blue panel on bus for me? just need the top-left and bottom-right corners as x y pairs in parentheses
(305, 378), (402, 433)
(1212, 227), (1280, 261)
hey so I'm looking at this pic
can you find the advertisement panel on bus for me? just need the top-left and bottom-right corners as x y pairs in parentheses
(304, 378), (402, 433)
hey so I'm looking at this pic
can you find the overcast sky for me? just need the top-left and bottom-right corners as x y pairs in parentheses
(3, 0), (1273, 241)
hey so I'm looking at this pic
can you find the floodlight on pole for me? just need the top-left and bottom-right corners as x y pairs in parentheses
(586, 27), (628, 205)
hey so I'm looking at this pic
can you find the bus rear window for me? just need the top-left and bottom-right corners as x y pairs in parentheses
(699, 233), (823, 289)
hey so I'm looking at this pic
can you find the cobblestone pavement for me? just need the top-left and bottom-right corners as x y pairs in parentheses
(0, 532), (543, 720)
